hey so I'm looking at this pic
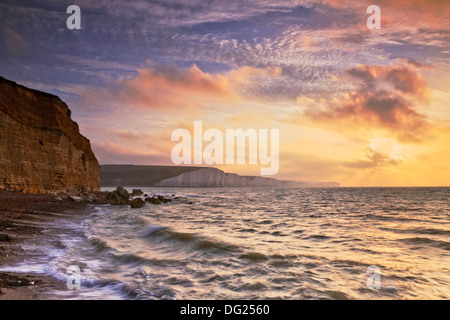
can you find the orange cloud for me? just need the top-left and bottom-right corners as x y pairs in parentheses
(112, 64), (281, 113)
(305, 60), (433, 142)
(342, 63), (431, 99)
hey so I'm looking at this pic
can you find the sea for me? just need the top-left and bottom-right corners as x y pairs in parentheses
(2, 187), (450, 299)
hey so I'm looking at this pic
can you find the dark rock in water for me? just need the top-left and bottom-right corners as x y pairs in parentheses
(130, 198), (145, 209)
(131, 189), (143, 196)
(145, 197), (162, 205)
(157, 195), (171, 203)
(0, 273), (32, 287)
(106, 186), (129, 205)
(0, 233), (11, 242)
(145, 195), (171, 204)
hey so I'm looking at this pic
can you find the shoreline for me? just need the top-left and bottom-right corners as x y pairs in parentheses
(0, 190), (105, 300)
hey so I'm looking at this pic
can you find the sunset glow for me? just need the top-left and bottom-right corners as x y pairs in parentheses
(1, 0), (449, 186)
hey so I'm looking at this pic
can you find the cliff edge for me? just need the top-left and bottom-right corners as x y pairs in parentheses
(0, 76), (100, 194)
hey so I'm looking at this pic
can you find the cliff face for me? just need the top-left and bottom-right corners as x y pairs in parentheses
(156, 168), (287, 187)
(0, 76), (100, 194)
(155, 167), (339, 188)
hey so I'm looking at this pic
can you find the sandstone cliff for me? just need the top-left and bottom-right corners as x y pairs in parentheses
(0, 76), (100, 194)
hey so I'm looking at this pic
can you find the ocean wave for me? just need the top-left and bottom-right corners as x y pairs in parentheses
(257, 219), (274, 225)
(238, 228), (257, 233)
(399, 237), (450, 251)
(222, 281), (267, 292)
(320, 290), (350, 300)
(305, 234), (331, 240)
(88, 237), (111, 253)
(112, 253), (154, 266)
(357, 213), (427, 223)
(89, 279), (176, 300)
(238, 252), (268, 262)
(380, 227), (450, 236)
(198, 274), (230, 283)
(140, 224), (239, 254)
(34, 187), (450, 300)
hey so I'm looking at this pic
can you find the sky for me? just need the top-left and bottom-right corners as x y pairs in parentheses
(1, 0), (449, 186)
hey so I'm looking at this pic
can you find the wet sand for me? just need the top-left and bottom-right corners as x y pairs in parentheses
(0, 190), (106, 300)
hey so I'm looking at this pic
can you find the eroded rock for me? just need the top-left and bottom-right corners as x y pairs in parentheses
(145, 197), (162, 204)
(105, 186), (129, 205)
(131, 189), (144, 196)
(130, 198), (145, 209)
(145, 195), (172, 204)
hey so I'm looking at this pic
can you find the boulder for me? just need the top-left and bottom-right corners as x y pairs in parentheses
(105, 186), (129, 205)
(86, 193), (98, 202)
(144, 195), (172, 204)
(0, 233), (12, 242)
(157, 195), (172, 203)
(131, 189), (144, 196)
(130, 198), (145, 209)
(145, 197), (162, 205)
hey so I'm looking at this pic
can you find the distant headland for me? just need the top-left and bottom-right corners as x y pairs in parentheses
(100, 165), (340, 188)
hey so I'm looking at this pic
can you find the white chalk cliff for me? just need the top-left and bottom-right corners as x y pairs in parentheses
(155, 167), (339, 188)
